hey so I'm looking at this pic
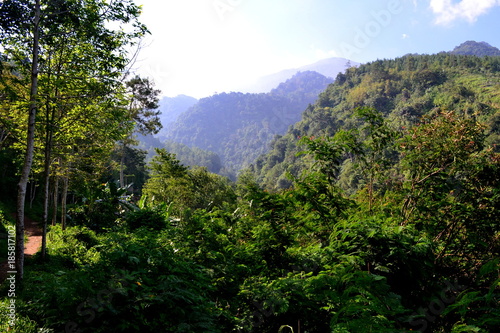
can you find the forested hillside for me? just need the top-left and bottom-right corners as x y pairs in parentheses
(252, 53), (500, 190)
(155, 95), (198, 140)
(165, 71), (334, 173)
(1, 3), (499, 330)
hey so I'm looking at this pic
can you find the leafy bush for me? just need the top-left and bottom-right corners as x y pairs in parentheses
(125, 206), (168, 231)
(45, 225), (101, 268)
(68, 182), (133, 232)
(0, 204), (12, 260)
(0, 299), (38, 333)
(21, 228), (221, 332)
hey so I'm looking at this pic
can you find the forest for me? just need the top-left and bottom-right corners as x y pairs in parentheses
(0, 1), (499, 332)
(165, 70), (334, 175)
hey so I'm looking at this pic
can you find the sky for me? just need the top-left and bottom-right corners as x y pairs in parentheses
(130, 0), (500, 99)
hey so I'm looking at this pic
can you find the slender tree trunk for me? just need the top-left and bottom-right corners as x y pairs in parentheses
(42, 63), (56, 259)
(41, 173), (50, 258)
(16, 0), (41, 281)
(29, 180), (37, 209)
(61, 175), (69, 230)
(41, 129), (53, 259)
(119, 143), (125, 188)
(51, 173), (59, 226)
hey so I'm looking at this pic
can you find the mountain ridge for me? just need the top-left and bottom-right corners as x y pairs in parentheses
(239, 57), (358, 93)
(450, 40), (500, 57)
(164, 71), (334, 174)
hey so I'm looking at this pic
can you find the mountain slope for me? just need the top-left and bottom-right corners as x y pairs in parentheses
(241, 57), (357, 93)
(155, 95), (198, 140)
(450, 41), (500, 57)
(165, 71), (334, 172)
(251, 52), (500, 190)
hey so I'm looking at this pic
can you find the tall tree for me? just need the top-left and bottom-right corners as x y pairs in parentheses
(0, 0), (148, 279)
(118, 75), (161, 188)
(0, 0), (41, 281)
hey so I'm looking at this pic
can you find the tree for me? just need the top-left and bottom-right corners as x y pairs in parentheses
(0, 0), (148, 279)
(340, 107), (398, 212)
(399, 110), (500, 277)
(0, 0), (41, 281)
(142, 148), (236, 217)
(118, 75), (161, 188)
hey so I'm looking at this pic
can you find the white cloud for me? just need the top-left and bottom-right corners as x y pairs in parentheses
(430, 0), (500, 25)
(402, 33), (410, 39)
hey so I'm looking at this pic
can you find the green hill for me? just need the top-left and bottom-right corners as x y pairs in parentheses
(165, 71), (334, 173)
(251, 52), (500, 190)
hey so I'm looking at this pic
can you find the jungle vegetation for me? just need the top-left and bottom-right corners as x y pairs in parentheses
(0, 2), (498, 330)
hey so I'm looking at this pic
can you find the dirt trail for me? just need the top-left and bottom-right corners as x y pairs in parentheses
(0, 216), (43, 282)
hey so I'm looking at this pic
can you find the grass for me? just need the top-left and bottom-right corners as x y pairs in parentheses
(0, 201), (16, 261)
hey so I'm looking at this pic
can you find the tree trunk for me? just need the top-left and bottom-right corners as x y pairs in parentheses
(51, 175), (59, 226)
(120, 143), (125, 188)
(61, 175), (69, 230)
(16, 0), (41, 281)
(29, 180), (37, 209)
(51, 173), (59, 226)
(41, 130), (53, 259)
(42, 62), (56, 259)
(41, 167), (50, 258)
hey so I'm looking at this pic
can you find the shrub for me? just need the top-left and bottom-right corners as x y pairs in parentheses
(125, 206), (168, 231)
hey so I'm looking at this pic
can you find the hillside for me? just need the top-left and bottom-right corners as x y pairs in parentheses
(451, 40), (500, 57)
(165, 71), (334, 172)
(251, 52), (500, 190)
(155, 95), (198, 140)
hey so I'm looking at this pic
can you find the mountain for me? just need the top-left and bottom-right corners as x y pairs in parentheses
(251, 52), (500, 190)
(155, 95), (198, 140)
(165, 71), (334, 173)
(450, 41), (500, 57)
(240, 57), (358, 93)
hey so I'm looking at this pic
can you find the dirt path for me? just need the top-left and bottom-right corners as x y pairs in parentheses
(0, 216), (43, 282)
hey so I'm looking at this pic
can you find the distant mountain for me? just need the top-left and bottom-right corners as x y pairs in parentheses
(450, 41), (500, 57)
(155, 95), (198, 140)
(240, 57), (358, 93)
(165, 71), (334, 173)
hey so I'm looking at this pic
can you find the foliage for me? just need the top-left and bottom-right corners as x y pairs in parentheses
(125, 205), (169, 231)
(1, 52), (499, 333)
(252, 53), (500, 191)
(44, 225), (101, 268)
(0, 298), (38, 333)
(142, 148), (236, 216)
(18, 228), (221, 332)
(68, 182), (133, 232)
(125, 75), (162, 136)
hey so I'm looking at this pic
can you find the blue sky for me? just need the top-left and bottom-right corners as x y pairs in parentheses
(132, 0), (500, 98)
